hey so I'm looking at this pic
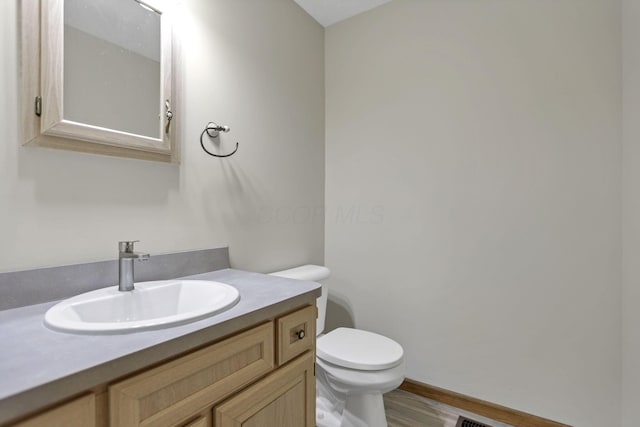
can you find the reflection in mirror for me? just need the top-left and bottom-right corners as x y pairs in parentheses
(63, 0), (161, 139)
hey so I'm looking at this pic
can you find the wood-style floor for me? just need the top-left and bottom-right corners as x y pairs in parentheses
(384, 389), (514, 427)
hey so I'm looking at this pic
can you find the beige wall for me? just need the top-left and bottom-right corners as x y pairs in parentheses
(325, 1), (621, 426)
(2, 0), (632, 424)
(0, 0), (324, 273)
(623, 1), (640, 426)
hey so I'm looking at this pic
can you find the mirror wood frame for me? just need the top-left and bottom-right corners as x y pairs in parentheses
(20, 0), (181, 163)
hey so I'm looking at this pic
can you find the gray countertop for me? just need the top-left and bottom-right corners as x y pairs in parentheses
(0, 268), (321, 424)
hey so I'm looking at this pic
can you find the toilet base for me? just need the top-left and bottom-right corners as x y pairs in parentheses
(316, 372), (389, 427)
(316, 394), (388, 427)
(342, 393), (388, 427)
(316, 395), (342, 427)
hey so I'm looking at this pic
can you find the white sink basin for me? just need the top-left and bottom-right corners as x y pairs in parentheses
(44, 280), (240, 333)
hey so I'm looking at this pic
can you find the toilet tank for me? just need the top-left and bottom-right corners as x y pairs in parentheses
(269, 265), (330, 336)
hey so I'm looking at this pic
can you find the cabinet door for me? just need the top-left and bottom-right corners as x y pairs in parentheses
(214, 352), (315, 427)
(181, 415), (209, 427)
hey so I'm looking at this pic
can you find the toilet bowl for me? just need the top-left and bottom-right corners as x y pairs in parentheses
(270, 265), (405, 427)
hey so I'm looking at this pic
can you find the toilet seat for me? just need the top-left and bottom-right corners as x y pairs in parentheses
(317, 327), (404, 371)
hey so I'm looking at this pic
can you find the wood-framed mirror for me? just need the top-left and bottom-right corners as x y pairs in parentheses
(20, 0), (180, 163)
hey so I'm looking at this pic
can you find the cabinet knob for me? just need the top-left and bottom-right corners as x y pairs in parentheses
(296, 329), (305, 340)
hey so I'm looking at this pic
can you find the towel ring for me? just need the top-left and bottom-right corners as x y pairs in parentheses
(200, 122), (239, 158)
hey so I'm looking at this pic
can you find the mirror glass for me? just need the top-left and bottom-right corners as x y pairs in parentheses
(63, 0), (162, 139)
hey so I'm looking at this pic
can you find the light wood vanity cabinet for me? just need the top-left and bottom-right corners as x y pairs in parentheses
(12, 304), (316, 427)
(14, 394), (96, 427)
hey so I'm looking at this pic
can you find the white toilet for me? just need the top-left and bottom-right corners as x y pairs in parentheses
(270, 265), (405, 427)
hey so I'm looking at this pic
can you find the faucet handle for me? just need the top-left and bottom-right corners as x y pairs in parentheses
(119, 240), (140, 253)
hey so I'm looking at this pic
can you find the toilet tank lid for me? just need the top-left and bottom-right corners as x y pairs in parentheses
(269, 264), (330, 282)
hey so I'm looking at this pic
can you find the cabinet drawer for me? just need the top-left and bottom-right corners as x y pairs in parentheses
(14, 394), (95, 427)
(277, 305), (316, 365)
(109, 322), (274, 427)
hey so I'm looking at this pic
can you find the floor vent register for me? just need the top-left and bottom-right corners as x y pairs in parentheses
(455, 415), (493, 427)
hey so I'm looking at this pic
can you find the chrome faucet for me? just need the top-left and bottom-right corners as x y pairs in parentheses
(118, 241), (150, 291)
